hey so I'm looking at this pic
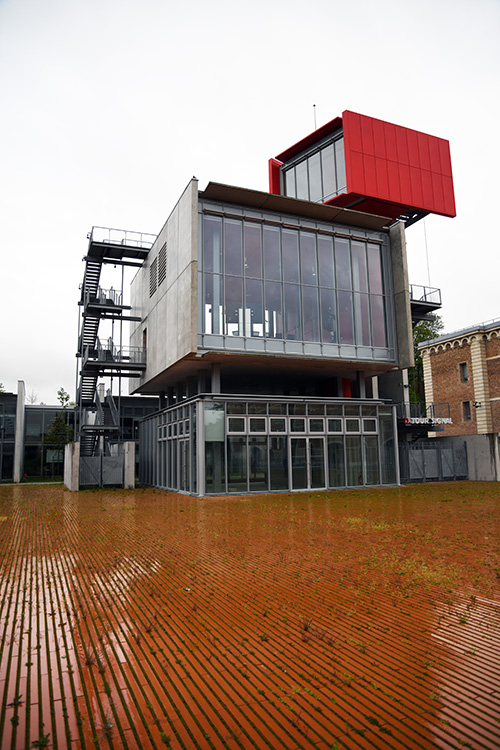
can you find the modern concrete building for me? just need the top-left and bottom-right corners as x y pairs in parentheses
(127, 111), (456, 495)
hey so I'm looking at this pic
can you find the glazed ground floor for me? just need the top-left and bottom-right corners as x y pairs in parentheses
(139, 395), (398, 495)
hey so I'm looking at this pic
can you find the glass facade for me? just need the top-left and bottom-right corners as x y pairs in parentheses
(0, 396), (16, 482)
(283, 134), (347, 203)
(200, 212), (393, 361)
(139, 398), (398, 495)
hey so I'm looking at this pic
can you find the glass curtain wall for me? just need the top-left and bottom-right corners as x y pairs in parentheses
(283, 135), (347, 203)
(201, 214), (389, 352)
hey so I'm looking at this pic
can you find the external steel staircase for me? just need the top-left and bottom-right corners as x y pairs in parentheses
(76, 227), (155, 456)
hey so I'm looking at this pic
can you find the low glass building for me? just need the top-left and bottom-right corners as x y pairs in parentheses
(139, 396), (397, 495)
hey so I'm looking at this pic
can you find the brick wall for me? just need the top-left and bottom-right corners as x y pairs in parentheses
(429, 343), (476, 436)
(486, 336), (500, 432)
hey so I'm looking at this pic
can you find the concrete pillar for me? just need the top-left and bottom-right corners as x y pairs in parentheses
(371, 376), (379, 400)
(64, 441), (80, 491)
(13, 380), (25, 483)
(123, 441), (136, 489)
(389, 222), (414, 368)
(211, 363), (221, 394)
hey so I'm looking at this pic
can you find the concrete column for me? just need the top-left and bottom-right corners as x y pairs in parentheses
(64, 441), (80, 491)
(123, 441), (136, 489)
(471, 336), (493, 434)
(389, 222), (414, 368)
(211, 363), (221, 394)
(371, 376), (379, 400)
(13, 380), (25, 483)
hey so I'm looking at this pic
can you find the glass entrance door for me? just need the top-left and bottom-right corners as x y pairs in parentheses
(291, 438), (326, 490)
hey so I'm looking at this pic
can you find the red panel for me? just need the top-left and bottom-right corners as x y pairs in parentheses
(428, 137), (441, 173)
(395, 127), (409, 165)
(420, 169), (434, 210)
(274, 116), (343, 162)
(398, 163), (411, 200)
(442, 174), (456, 215)
(374, 157), (389, 201)
(349, 150), (365, 194)
(342, 378), (351, 398)
(406, 129), (420, 168)
(417, 133), (431, 171)
(386, 160), (402, 203)
(431, 172), (445, 214)
(268, 158), (282, 195)
(384, 122), (398, 162)
(344, 111), (362, 152)
(409, 166), (424, 207)
(373, 119), (387, 159)
(360, 115), (375, 156)
(363, 154), (377, 196)
(438, 138), (452, 176)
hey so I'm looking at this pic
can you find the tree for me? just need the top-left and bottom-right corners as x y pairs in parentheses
(0, 383), (5, 393)
(43, 387), (74, 473)
(26, 389), (38, 405)
(408, 316), (444, 403)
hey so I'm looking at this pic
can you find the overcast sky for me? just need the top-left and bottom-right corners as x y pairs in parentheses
(1, 0), (499, 403)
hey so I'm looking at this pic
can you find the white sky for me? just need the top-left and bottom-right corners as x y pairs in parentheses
(1, 0), (499, 403)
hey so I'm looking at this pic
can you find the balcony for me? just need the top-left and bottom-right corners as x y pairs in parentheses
(410, 284), (442, 324)
(81, 338), (146, 377)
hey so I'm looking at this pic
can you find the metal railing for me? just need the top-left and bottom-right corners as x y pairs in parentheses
(409, 285), (441, 305)
(89, 226), (156, 250)
(95, 338), (146, 364)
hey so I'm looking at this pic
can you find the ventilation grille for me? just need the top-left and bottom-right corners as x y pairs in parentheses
(158, 243), (167, 286)
(149, 257), (158, 297)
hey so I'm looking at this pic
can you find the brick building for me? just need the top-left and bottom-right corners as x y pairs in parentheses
(419, 319), (500, 437)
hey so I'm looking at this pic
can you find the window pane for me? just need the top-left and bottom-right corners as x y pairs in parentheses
(328, 418), (342, 432)
(309, 418), (324, 432)
(302, 286), (320, 342)
(320, 288), (337, 343)
(224, 276), (243, 336)
(363, 436), (380, 485)
(328, 436), (345, 487)
(285, 168), (296, 198)
(263, 225), (281, 281)
(345, 436), (362, 486)
(282, 230), (299, 282)
(335, 238), (351, 289)
(354, 293), (371, 346)
(310, 438), (325, 488)
(321, 144), (335, 199)
(203, 216), (222, 273)
(363, 419), (377, 432)
(228, 417), (245, 432)
(296, 160), (308, 200)
(338, 291), (354, 344)
(308, 152), (322, 202)
(291, 438), (307, 489)
(346, 418), (360, 432)
(227, 402), (246, 414)
(224, 219), (243, 276)
(204, 274), (223, 334)
(249, 437), (268, 491)
(265, 281), (283, 338)
(244, 222), (262, 278)
(228, 437), (247, 492)
(205, 442), (225, 493)
(270, 418), (286, 432)
(248, 403), (266, 414)
(300, 231), (317, 285)
(351, 242), (368, 292)
(245, 279), (264, 337)
(367, 243), (384, 294)
(371, 296), (387, 347)
(270, 436), (289, 490)
(318, 235), (335, 288)
(284, 284), (302, 340)
(335, 137), (347, 192)
(249, 418), (266, 433)
(290, 418), (305, 432)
